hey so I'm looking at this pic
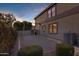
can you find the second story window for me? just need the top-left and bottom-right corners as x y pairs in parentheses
(48, 9), (51, 18)
(52, 7), (55, 17)
(48, 6), (56, 18)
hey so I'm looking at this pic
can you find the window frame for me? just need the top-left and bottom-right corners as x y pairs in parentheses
(48, 9), (52, 18)
(52, 7), (56, 17)
(47, 6), (56, 19)
(48, 22), (58, 34)
(48, 23), (53, 33)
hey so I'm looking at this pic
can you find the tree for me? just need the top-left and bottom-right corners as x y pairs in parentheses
(13, 21), (23, 31)
(0, 21), (17, 54)
(22, 21), (32, 30)
(27, 22), (32, 30)
(0, 13), (16, 27)
(14, 21), (32, 31)
(22, 21), (28, 30)
(0, 13), (17, 55)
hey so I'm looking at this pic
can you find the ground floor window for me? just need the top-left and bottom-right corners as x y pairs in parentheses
(48, 22), (58, 33)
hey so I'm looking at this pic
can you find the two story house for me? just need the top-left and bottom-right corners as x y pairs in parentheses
(34, 3), (79, 46)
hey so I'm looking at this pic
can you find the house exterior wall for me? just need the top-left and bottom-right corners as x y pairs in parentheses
(35, 11), (48, 30)
(54, 4), (79, 41)
(57, 4), (79, 15)
(47, 4), (79, 40)
(35, 3), (79, 45)
(47, 13), (79, 41)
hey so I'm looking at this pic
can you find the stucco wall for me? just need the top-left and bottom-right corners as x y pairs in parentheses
(35, 11), (48, 24)
(57, 3), (79, 15)
(35, 4), (79, 43)
(47, 13), (79, 42)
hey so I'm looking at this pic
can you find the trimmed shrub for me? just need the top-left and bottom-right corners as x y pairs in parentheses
(17, 45), (43, 56)
(56, 43), (74, 56)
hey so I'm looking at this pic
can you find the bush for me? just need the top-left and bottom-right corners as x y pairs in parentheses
(56, 43), (74, 56)
(0, 21), (17, 54)
(17, 45), (43, 56)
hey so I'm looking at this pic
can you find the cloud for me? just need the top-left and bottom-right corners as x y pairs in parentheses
(15, 16), (35, 26)
(15, 16), (23, 22)
(16, 16), (35, 25)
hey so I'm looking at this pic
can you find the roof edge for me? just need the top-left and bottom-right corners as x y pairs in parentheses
(34, 3), (56, 20)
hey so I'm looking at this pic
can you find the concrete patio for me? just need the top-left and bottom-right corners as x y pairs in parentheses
(11, 31), (63, 56)
(11, 31), (79, 56)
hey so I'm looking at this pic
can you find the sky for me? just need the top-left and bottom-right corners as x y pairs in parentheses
(0, 3), (50, 25)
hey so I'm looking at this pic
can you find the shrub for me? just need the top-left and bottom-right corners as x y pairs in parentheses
(56, 43), (74, 56)
(17, 45), (43, 56)
(0, 21), (17, 55)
